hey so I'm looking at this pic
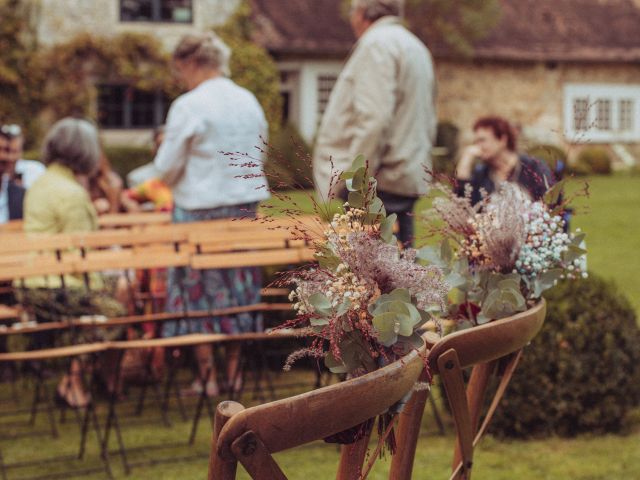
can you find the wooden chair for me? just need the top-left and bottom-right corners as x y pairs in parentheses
(208, 334), (432, 480)
(390, 300), (547, 480)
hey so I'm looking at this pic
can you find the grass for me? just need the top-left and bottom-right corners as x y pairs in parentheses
(1, 173), (639, 479)
(1, 374), (638, 480)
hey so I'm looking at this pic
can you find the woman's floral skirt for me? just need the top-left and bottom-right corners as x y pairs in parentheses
(162, 203), (263, 337)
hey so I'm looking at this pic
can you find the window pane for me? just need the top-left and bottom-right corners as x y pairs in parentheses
(573, 98), (589, 131)
(596, 99), (611, 130)
(160, 0), (192, 22)
(619, 99), (634, 132)
(98, 85), (126, 128)
(131, 90), (156, 127)
(121, 0), (153, 21)
(317, 74), (338, 122)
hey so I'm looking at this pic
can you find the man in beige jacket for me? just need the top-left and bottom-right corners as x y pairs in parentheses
(313, 0), (436, 245)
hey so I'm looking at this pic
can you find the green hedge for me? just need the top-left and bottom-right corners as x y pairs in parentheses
(432, 121), (459, 176)
(526, 144), (567, 175)
(488, 274), (640, 437)
(573, 147), (613, 175)
(103, 146), (154, 180)
(263, 123), (313, 190)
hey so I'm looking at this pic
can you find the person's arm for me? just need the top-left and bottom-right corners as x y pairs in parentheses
(347, 42), (396, 173)
(153, 99), (197, 187)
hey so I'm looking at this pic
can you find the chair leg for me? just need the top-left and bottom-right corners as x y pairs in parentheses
(336, 428), (372, 480)
(451, 361), (495, 471)
(389, 387), (430, 480)
(232, 431), (287, 480)
(438, 349), (474, 480)
(208, 401), (245, 480)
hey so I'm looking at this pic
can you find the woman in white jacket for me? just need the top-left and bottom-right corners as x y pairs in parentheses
(154, 33), (270, 397)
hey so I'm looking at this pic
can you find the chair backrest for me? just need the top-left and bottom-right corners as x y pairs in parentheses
(391, 301), (546, 480)
(209, 338), (429, 480)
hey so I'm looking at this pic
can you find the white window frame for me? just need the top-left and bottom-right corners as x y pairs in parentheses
(564, 84), (640, 143)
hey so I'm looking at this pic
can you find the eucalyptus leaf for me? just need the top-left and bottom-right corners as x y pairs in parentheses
(309, 292), (332, 315)
(533, 269), (563, 297)
(324, 351), (348, 374)
(310, 317), (329, 326)
(380, 213), (397, 244)
(543, 179), (566, 206)
(372, 312), (401, 346)
(348, 191), (364, 208)
(417, 245), (447, 267)
(352, 168), (365, 191)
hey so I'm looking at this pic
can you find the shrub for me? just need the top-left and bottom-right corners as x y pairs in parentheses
(264, 123), (313, 190)
(103, 146), (154, 180)
(573, 147), (613, 175)
(488, 274), (640, 438)
(432, 121), (459, 176)
(526, 144), (567, 177)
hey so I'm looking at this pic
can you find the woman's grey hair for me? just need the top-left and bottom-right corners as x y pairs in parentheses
(173, 33), (231, 76)
(41, 118), (100, 176)
(352, 0), (404, 21)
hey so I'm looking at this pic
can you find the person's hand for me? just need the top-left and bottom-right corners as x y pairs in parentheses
(456, 144), (482, 180)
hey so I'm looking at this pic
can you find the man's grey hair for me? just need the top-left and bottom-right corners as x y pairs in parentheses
(352, 0), (404, 21)
(173, 33), (231, 76)
(42, 118), (100, 176)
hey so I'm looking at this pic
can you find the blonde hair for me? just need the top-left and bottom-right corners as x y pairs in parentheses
(173, 33), (231, 76)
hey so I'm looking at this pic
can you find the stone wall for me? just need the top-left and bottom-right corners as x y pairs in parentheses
(435, 59), (640, 154)
(35, 0), (239, 50)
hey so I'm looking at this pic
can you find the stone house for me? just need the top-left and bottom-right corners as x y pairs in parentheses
(30, 0), (640, 165)
(252, 0), (640, 165)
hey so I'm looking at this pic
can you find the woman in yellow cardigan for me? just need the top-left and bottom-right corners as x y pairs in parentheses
(21, 118), (124, 408)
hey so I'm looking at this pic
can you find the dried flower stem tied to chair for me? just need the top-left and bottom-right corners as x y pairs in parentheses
(275, 155), (449, 445)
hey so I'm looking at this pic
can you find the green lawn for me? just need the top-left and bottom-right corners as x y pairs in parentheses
(1, 376), (638, 480)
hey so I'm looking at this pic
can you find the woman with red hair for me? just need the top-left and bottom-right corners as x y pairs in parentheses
(455, 116), (554, 204)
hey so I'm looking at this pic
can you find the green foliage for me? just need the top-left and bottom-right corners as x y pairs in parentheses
(407, 0), (502, 56)
(432, 121), (459, 176)
(102, 146), (154, 180)
(573, 146), (613, 175)
(0, 0), (42, 146)
(216, 0), (282, 137)
(34, 32), (178, 122)
(490, 274), (640, 437)
(526, 144), (567, 175)
(264, 123), (313, 190)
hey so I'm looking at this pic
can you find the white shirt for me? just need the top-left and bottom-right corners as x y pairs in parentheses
(154, 77), (270, 210)
(16, 159), (46, 189)
(0, 159), (45, 223)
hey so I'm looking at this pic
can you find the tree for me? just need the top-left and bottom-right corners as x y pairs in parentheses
(0, 0), (42, 145)
(216, 0), (283, 137)
(407, 0), (502, 56)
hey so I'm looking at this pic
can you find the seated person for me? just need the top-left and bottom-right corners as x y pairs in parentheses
(88, 153), (124, 214)
(20, 118), (125, 408)
(0, 123), (45, 191)
(455, 116), (555, 205)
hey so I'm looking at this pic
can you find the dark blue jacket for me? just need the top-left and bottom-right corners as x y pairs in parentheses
(7, 181), (25, 220)
(456, 155), (555, 205)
